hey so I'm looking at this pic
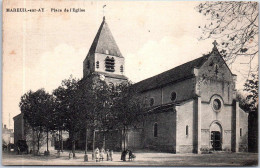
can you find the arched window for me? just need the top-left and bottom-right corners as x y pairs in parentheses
(186, 125), (189, 136)
(105, 56), (115, 72)
(96, 61), (99, 69)
(154, 123), (158, 137)
(240, 128), (242, 137)
(171, 91), (177, 101)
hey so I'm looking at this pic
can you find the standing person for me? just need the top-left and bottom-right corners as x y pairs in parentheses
(109, 150), (113, 161)
(121, 149), (127, 161)
(100, 147), (105, 161)
(95, 147), (100, 162)
(128, 149), (132, 160)
(106, 149), (110, 161)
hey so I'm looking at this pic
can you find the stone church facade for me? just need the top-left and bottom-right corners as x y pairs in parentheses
(83, 17), (248, 153)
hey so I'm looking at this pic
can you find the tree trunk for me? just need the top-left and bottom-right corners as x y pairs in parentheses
(46, 129), (49, 152)
(37, 133), (40, 152)
(72, 140), (76, 158)
(85, 126), (88, 154)
(32, 129), (35, 154)
(58, 129), (61, 152)
(92, 130), (95, 160)
(103, 133), (106, 149)
(61, 130), (63, 152)
(84, 126), (88, 162)
(72, 132), (76, 158)
(123, 126), (126, 151)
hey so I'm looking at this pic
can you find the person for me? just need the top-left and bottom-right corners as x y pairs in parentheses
(121, 149), (127, 161)
(106, 149), (110, 161)
(128, 149), (135, 161)
(100, 147), (105, 161)
(109, 150), (113, 161)
(128, 149), (132, 160)
(95, 147), (100, 162)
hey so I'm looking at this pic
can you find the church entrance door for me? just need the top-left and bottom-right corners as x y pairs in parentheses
(210, 122), (222, 151)
(211, 131), (221, 150)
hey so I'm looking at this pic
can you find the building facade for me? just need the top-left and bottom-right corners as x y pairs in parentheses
(2, 124), (14, 145)
(83, 17), (248, 153)
(13, 113), (55, 153)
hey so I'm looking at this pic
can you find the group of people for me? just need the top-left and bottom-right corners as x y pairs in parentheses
(93, 147), (136, 162)
(94, 147), (113, 162)
(121, 149), (136, 161)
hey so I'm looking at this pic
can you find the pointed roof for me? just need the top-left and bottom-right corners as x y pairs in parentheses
(132, 54), (210, 92)
(88, 17), (123, 57)
(132, 41), (235, 93)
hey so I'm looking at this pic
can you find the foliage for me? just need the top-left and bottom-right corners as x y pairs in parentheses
(19, 89), (54, 151)
(52, 75), (112, 155)
(112, 82), (145, 129)
(111, 82), (145, 150)
(20, 75), (147, 153)
(52, 76), (83, 156)
(236, 92), (251, 112)
(196, 1), (258, 71)
(244, 73), (258, 112)
(237, 73), (258, 113)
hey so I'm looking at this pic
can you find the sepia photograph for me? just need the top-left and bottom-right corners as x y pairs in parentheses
(2, 0), (259, 166)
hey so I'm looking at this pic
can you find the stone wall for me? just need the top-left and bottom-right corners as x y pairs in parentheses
(13, 113), (24, 144)
(141, 78), (195, 107)
(197, 53), (235, 105)
(201, 102), (233, 151)
(143, 109), (176, 153)
(176, 100), (195, 153)
(83, 53), (95, 77)
(239, 108), (248, 152)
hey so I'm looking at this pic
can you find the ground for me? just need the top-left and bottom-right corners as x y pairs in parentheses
(2, 150), (258, 166)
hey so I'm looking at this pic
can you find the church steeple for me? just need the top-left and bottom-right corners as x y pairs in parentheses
(83, 17), (127, 85)
(87, 16), (123, 58)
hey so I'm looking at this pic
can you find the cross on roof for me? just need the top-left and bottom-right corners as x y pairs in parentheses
(212, 40), (218, 48)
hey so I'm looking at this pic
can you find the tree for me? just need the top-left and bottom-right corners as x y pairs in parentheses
(53, 76), (82, 158)
(244, 73), (258, 153)
(77, 76), (110, 160)
(111, 82), (145, 151)
(91, 81), (115, 149)
(43, 94), (56, 154)
(196, 2), (258, 74)
(244, 73), (258, 112)
(19, 89), (54, 153)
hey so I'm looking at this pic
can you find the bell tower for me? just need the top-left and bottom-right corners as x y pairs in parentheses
(83, 17), (127, 85)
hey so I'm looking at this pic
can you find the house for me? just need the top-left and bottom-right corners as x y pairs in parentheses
(2, 124), (14, 145)
(13, 113), (55, 153)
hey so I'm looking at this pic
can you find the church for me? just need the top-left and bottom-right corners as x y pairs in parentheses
(83, 16), (248, 153)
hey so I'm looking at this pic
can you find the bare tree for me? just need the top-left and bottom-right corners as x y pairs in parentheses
(196, 1), (258, 75)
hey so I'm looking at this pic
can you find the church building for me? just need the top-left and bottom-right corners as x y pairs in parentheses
(83, 17), (248, 153)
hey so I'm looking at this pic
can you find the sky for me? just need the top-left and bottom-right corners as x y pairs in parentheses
(2, 0), (258, 129)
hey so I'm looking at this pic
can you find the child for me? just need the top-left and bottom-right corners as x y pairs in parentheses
(109, 150), (113, 161)
(95, 147), (100, 162)
(100, 147), (105, 161)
